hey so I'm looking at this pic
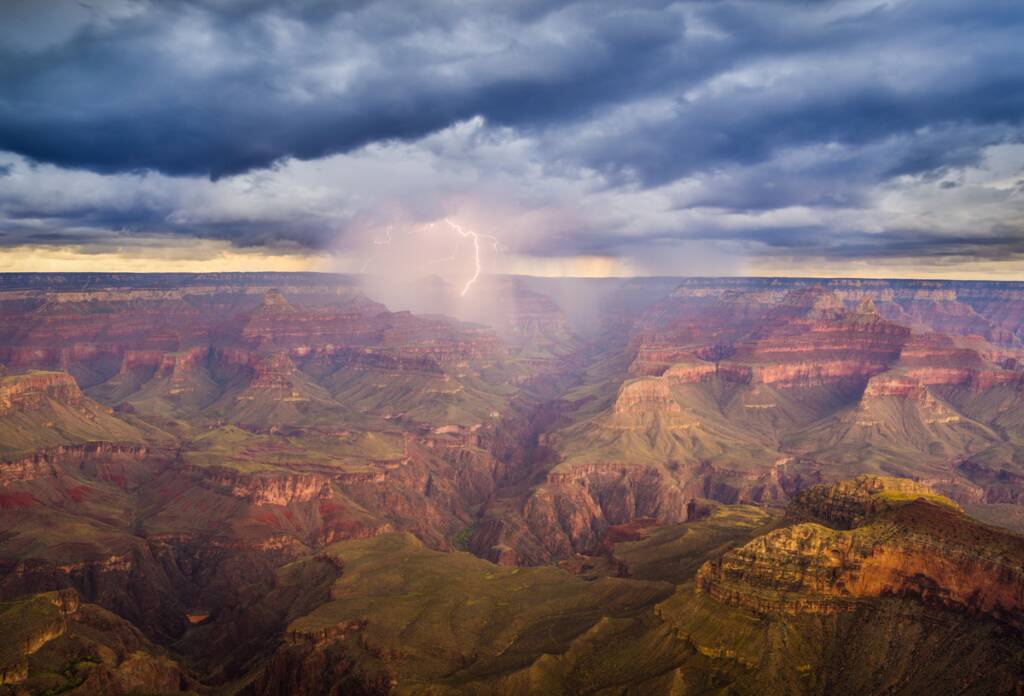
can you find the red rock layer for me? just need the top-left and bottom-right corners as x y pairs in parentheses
(0, 287), (505, 388)
(632, 287), (911, 390)
(0, 371), (83, 415)
(613, 379), (682, 414)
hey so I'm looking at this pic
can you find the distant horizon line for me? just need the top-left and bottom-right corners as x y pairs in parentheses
(0, 270), (1022, 285)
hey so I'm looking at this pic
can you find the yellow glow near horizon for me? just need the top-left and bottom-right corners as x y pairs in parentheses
(0, 242), (331, 273)
(1, 242), (1022, 281)
(0, 244), (642, 279)
(744, 255), (1024, 282)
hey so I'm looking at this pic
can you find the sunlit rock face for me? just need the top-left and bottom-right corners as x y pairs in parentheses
(697, 477), (1024, 629)
(0, 371), (84, 415)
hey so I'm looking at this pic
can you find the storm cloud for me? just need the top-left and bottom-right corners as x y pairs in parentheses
(1, 0), (1023, 275)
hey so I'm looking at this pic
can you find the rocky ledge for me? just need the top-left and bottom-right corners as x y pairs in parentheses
(787, 474), (958, 528)
(0, 370), (84, 415)
(696, 477), (1024, 627)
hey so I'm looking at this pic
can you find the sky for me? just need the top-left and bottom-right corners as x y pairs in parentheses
(1, 0), (1023, 280)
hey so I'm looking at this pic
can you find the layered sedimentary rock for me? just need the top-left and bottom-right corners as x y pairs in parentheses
(0, 441), (151, 486)
(696, 478), (1024, 626)
(0, 278), (546, 683)
(664, 277), (1024, 347)
(504, 276), (1024, 563)
(3, 273), (1024, 693)
(0, 371), (153, 459)
(512, 464), (690, 561)
(0, 280), (505, 397)
(613, 378), (683, 414)
(637, 286), (910, 387)
(787, 475), (953, 527)
(0, 370), (83, 415)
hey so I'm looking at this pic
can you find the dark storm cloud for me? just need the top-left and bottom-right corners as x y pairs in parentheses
(0, 0), (687, 178)
(513, 221), (991, 260)
(11, 0), (1017, 182)
(0, 192), (342, 250)
(769, 227), (1024, 262)
(0, 0), (1023, 268)
(647, 225), (1024, 264)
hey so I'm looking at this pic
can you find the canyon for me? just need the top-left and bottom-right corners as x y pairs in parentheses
(3, 273), (1024, 694)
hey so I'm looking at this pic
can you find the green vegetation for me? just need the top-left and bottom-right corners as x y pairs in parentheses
(273, 488), (1024, 694)
(452, 523), (477, 551)
(0, 385), (153, 459)
(548, 378), (786, 475)
(657, 584), (1024, 695)
(325, 368), (514, 427)
(872, 488), (960, 511)
(181, 424), (406, 473)
(38, 656), (100, 696)
(290, 533), (674, 688)
(1, 592), (75, 692)
(276, 507), (788, 693)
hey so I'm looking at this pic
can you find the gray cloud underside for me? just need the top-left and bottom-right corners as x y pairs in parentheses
(1, 0), (1023, 268)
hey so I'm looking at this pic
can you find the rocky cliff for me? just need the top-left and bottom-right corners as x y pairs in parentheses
(0, 370), (84, 415)
(3, 274), (1024, 694)
(696, 477), (1024, 626)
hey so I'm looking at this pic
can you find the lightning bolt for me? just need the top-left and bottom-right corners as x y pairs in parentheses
(443, 218), (482, 297)
(360, 219), (500, 297)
